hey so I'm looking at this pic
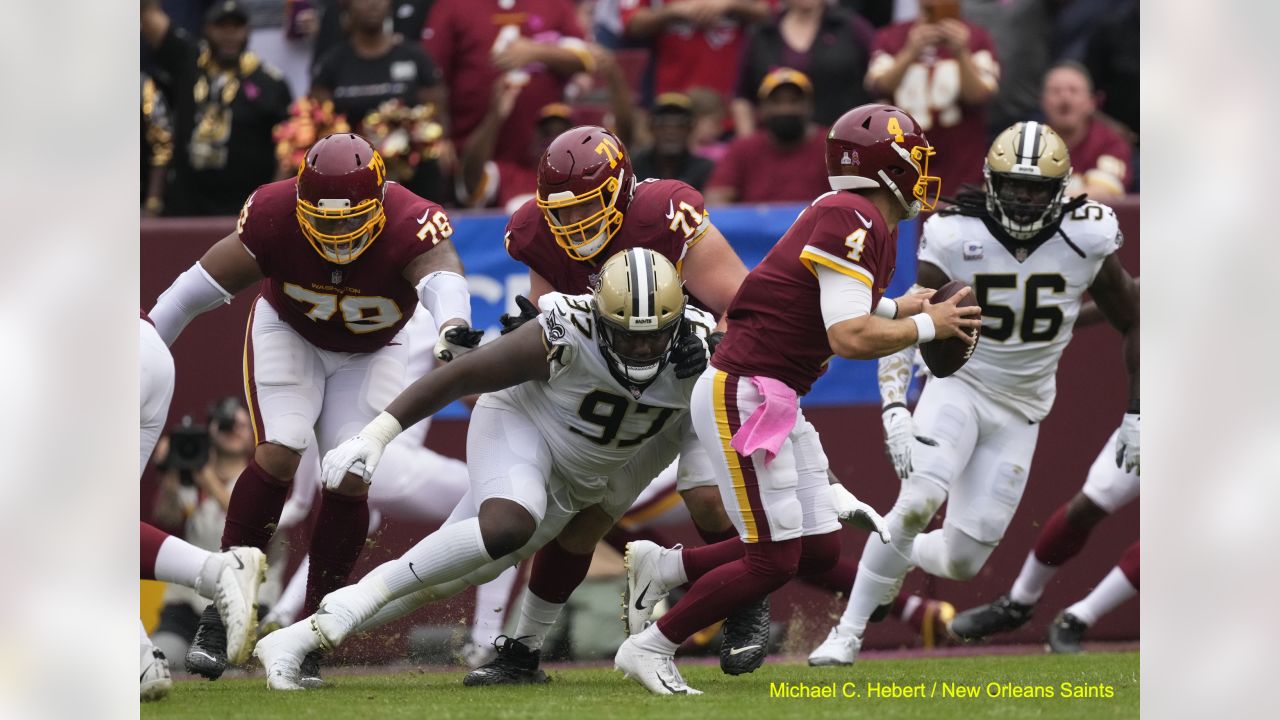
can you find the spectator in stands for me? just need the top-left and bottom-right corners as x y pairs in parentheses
(423, 0), (592, 169)
(632, 93), (715, 190)
(311, 0), (444, 127)
(704, 68), (829, 205)
(688, 87), (731, 163)
(620, 0), (771, 106)
(148, 398), (255, 663)
(1084, 0), (1138, 137)
(1042, 61), (1132, 199)
(312, 0), (433, 67)
(865, 0), (999, 194)
(459, 85), (573, 213)
(141, 73), (173, 217)
(140, 0), (293, 216)
(732, 0), (876, 136)
(961, 0), (1051, 136)
(239, 0), (322, 98)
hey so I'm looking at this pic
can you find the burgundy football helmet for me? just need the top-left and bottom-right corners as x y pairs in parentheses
(296, 133), (388, 264)
(536, 125), (635, 261)
(825, 104), (940, 218)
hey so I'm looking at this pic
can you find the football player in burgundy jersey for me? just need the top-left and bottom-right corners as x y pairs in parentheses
(148, 133), (478, 683)
(464, 124), (760, 684)
(615, 104), (982, 695)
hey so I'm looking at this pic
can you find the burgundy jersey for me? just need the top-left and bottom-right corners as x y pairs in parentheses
(237, 179), (451, 353)
(505, 178), (714, 311)
(713, 190), (897, 394)
(868, 21), (999, 193)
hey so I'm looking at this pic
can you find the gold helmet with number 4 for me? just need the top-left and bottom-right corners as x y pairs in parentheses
(592, 248), (685, 385)
(984, 121), (1072, 240)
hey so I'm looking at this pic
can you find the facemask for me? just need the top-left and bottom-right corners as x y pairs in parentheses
(766, 114), (806, 143)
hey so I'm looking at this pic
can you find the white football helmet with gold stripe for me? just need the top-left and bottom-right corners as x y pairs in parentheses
(984, 121), (1072, 240)
(592, 248), (686, 385)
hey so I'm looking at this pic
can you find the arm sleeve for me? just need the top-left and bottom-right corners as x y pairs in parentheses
(816, 264), (873, 329)
(877, 344), (915, 407)
(149, 263), (235, 346)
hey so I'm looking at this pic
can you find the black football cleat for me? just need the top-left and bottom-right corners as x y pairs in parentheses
(719, 596), (770, 676)
(462, 636), (549, 686)
(300, 650), (326, 688)
(185, 605), (228, 680)
(1047, 611), (1088, 654)
(948, 594), (1034, 642)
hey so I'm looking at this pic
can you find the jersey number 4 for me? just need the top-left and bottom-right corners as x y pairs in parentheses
(973, 273), (1066, 342)
(283, 283), (402, 334)
(571, 390), (675, 447)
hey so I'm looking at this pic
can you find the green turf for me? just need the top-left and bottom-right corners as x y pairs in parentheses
(142, 651), (1138, 720)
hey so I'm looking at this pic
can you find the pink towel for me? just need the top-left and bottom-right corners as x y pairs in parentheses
(730, 376), (798, 467)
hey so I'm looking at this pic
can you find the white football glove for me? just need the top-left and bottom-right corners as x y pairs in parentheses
(1115, 412), (1140, 475)
(320, 412), (403, 490)
(830, 481), (891, 544)
(882, 405), (936, 481)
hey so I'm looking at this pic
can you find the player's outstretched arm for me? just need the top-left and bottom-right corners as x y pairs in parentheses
(827, 288), (980, 360)
(1087, 254), (1140, 472)
(322, 321), (553, 487)
(404, 237), (484, 361)
(149, 231), (263, 345)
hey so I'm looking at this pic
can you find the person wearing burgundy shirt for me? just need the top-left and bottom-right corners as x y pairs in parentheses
(705, 68), (829, 204)
(620, 0), (772, 105)
(1042, 61), (1132, 199)
(865, 0), (999, 194)
(421, 0), (593, 168)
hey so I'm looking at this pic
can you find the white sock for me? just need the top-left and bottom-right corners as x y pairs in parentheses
(663, 545), (688, 587)
(264, 555), (309, 627)
(1009, 551), (1057, 605)
(837, 522), (916, 638)
(154, 535), (212, 591)
(633, 623), (679, 656)
(472, 566), (518, 647)
(375, 518), (493, 599)
(1064, 566), (1137, 626)
(513, 589), (565, 651)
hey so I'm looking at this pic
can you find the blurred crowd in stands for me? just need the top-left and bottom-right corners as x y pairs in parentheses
(141, 0), (1138, 217)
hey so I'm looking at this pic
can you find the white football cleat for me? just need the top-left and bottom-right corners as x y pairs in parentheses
(808, 627), (862, 667)
(253, 621), (320, 690)
(623, 541), (678, 635)
(213, 546), (267, 665)
(614, 636), (702, 695)
(139, 644), (172, 702)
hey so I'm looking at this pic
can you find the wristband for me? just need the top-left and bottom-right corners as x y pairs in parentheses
(881, 402), (907, 414)
(362, 411), (404, 447)
(910, 313), (936, 344)
(874, 297), (898, 319)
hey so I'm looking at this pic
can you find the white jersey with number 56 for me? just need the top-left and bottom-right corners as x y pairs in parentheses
(918, 200), (1122, 422)
(486, 291), (715, 487)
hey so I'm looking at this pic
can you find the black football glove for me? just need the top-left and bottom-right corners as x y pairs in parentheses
(669, 327), (709, 379)
(499, 295), (539, 336)
(706, 330), (725, 356)
(434, 322), (485, 362)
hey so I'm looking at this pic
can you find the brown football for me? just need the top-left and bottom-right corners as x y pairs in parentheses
(919, 280), (980, 378)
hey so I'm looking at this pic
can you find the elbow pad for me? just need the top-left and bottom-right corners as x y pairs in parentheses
(149, 262), (233, 346)
(417, 271), (472, 327)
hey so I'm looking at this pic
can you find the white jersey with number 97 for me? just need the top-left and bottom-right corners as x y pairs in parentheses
(917, 200), (1123, 422)
(489, 291), (715, 486)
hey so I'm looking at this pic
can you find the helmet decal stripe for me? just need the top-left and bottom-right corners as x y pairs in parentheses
(1019, 121), (1042, 164)
(628, 249), (642, 319)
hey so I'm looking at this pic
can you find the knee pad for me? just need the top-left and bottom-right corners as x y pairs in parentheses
(892, 479), (948, 534)
(939, 524), (996, 581)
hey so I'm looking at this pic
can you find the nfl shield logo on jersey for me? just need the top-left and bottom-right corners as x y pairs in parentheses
(331, 269), (344, 285)
(963, 240), (984, 260)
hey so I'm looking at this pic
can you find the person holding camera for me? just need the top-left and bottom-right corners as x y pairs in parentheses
(149, 398), (260, 673)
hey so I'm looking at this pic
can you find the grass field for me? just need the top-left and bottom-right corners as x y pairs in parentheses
(142, 651), (1138, 719)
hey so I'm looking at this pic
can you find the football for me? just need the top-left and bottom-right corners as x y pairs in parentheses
(919, 280), (980, 378)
